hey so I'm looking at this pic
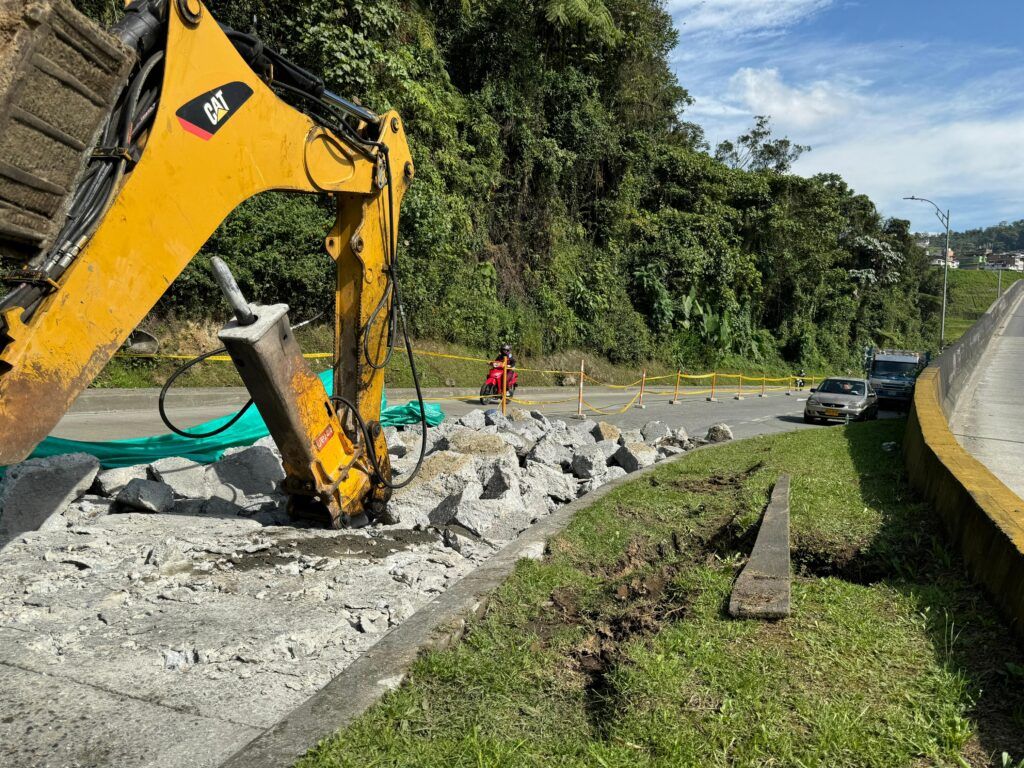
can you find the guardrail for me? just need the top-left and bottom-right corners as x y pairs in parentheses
(903, 279), (1024, 641)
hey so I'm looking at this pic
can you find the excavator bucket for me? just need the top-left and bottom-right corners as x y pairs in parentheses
(0, 0), (134, 263)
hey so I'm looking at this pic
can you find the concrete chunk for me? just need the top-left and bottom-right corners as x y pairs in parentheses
(571, 444), (608, 479)
(150, 456), (208, 499)
(729, 475), (791, 619)
(523, 461), (576, 503)
(641, 420), (671, 443)
(592, 421), (621, 442)
(0, 452), (99, 541)
(613, 442), (658, 473)
(206, 446), (285, 502)
(93, 463), (150, 497)
(115, 478), (174, 514)
(706, 423), (734, 443)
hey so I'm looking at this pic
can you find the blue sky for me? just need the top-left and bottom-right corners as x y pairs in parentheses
(667, 0), (1024, 233)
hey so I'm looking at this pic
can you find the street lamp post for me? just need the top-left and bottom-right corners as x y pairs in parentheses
(905, 196), (951, 351)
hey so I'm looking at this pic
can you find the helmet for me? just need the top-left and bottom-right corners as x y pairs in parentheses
(500, 344), (511, 354)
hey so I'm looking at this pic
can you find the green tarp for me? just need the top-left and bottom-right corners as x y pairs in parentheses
(3, 370), (443, 471)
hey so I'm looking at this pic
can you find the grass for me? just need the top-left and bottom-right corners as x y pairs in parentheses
(945, 270), (1023, 344)
(299, 420), (1024, 768)
(92, 318), (816, 390)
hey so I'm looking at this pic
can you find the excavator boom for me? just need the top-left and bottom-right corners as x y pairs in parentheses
(0, 0), (415, 525)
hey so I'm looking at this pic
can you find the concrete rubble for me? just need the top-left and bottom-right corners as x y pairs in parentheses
(0, 409), (731, 768)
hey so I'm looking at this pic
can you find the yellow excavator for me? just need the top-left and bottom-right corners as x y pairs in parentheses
(0, 0), (426, 527)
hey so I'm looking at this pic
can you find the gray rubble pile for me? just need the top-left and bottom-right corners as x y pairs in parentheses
(0, 409), (731, 767)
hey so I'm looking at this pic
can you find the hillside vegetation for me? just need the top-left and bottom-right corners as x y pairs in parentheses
(944, 269), (1023, 343)
(72, 0), (940, 371)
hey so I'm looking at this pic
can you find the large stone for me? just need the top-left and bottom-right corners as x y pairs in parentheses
(523, 461), (576, 503)
(437, 430), (519, 486)
(613, 442), (658, 473)
(453, 491), (534, 542)
(93, 463), (150, 497)
(482, 463), (521, 500)
(495, 429), (537, 461)
(382, 451), (482, 527)
(564, 424), (597, 450)
(672, 426), (689, 443)
(0, 453), (99, 541)
(595, 440), (619, 460)
(65, 494), (114, 527)
(150, 456), (208, 499)
(617, 429), (643, 446)
(658, 444), (686, 460)
(571, 444), (609, 480)
(115, 479), (174, 514)
(527, 433), (574, 472)
(592, 421), (621, 443)
(457, 409), (487, 429)
(206, 446), (285, 503)
(706, 423), (734, 443)
(483, 409), (509, 429)
(509, 407), (533, 422)
(529, 410), (551, 428)
(641, 420), (672, 444)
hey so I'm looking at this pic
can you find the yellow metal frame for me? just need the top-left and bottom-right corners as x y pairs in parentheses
(0, 0), (413, 518)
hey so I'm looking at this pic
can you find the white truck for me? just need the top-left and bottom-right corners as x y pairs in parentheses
(865, 349), (927, 407)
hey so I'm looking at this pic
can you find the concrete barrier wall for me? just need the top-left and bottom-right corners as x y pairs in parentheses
(904, 279), (1024, 642)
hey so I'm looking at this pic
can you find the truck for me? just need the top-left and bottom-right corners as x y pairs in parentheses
(865, 349), (928, 408)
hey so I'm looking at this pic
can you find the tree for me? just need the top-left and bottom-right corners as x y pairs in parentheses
(715, 115), (810, 173)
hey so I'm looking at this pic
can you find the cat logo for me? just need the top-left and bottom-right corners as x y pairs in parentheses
(176, 81), (254, 141)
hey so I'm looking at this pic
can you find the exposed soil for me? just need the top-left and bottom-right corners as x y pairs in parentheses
(225, 529), (440, 572)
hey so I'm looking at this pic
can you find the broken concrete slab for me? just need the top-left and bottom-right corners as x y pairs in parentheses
(526, 433), (573, 472)
(612, 442), (658, 473)
(0, 452), (99, 543)
(115, 478), (174, 514)
(150, 456), (209, 499)
(641, 420), (671, 443)
(592, 420), (621, 443)
(207, 447), (285, 503)
(571, 444), (608, 480)
(523, 461), (576, 503)
(729, 475), (791, 620)
(94, 463), (150, 497)
(456, 409), (486, 429)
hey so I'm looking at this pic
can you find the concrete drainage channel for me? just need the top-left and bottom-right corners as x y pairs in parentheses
(0, 407), (733, 768)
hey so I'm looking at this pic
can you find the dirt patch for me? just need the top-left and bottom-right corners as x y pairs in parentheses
(224, 530), (440, 572)
(667, 460), (764, 495)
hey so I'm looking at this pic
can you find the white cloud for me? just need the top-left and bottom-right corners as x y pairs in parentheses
(726, 67), (858, 129)
(668, 0), (833, 36)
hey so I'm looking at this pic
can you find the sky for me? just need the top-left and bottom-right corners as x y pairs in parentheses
(667, 0), (1024, 233)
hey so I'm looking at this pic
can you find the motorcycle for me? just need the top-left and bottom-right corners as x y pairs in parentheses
(479, 362), (518, 405)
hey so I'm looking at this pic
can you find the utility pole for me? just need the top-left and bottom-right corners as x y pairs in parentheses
(905, 196), (951, 351)
(998, 267), (1003, 297)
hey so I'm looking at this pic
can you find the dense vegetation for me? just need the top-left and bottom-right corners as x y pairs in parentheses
(73, 0), (940, 369)
(941, 220), (1024, 254)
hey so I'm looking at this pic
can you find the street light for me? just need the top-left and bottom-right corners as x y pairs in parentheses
(904, 195), (951, 351)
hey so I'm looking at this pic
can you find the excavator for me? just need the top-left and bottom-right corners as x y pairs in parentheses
(0, 0), (425, 527)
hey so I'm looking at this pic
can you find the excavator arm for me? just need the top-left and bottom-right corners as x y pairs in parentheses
(0, 0), (415, 526)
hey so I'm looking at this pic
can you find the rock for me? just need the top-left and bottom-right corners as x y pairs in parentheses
(454, 491), (533, 542)
(457, 409), (487, 430)
(523, 461), (576, 503)
(115, 478), (174, 514)
(641, 420), (671, 443)
(382, 451), (482, 527)
(509, 407), (533, 422)
(574, 418), (598, 436)
(206, 446), (285, 502)
(529, 410), (551, 428)
(484, 409), (509, 428)
(437, 430), (519, 487)
(613, 442), (658, 473)
(442, 527), (465, 552)
(93, 463), (150, 497)
(358, 609), (388, 633)
(604, 466), (628, 482)
(430, 481), (485, 527)
(520, 541), (546, 561)
(383, 427), (408, 459)
(571, 444), (609, 479)
(564, 424), (597, 449)
(617, 429), (643, 446)
(658, 444), (686, 460)
(705, 423), (734, 443)
(592, 421), (621, 442)
(495, 429), (537, 460)
(0, 453), (100, 540)
(482, 463), (520, 500)
(150, 456), (208, 499)
(201, 497), (245, 517)
(527, 433), (574, 472)
(595, 440), (619, 460)
(672, 426), (689, 443)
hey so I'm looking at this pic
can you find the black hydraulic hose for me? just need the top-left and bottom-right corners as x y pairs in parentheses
(158, 347), (255, 439)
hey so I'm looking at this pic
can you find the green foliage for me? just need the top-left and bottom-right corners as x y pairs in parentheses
(70, 0), (939, 369)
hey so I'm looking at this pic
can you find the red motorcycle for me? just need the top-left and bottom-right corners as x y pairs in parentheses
(479, 362), (518, 405)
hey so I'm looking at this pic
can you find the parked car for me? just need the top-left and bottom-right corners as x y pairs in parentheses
(803, 377), (879, 423)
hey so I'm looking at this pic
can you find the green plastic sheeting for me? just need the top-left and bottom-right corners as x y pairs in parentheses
(3, 370), (443, 471)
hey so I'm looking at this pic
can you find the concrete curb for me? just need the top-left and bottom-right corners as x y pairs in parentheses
(903, 281), (1024, 643)
(218, 451), (692, 768)
(729, 474), (791, 619)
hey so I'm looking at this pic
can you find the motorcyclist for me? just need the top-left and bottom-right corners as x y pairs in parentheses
(495, 343), (516, 370)
(796, 368), (806, 391)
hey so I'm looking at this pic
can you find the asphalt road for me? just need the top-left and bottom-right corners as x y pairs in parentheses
(52, 384), (857, 444)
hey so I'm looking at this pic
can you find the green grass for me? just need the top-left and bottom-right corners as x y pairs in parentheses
(299, 421), (1024, 768)
(945, 270), (1023, 344)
